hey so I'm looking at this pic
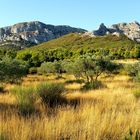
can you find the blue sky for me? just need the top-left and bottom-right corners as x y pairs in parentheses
(0, 0), (140, 30)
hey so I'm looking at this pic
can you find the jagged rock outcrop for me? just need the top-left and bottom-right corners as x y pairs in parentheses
(93, 23), (110, 36)
(92, 21), (140, 42)
(0, 21), (87, 45)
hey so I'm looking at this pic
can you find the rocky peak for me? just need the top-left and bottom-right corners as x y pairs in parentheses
(93, 23), (109, 36)
(132, 21), (140, 26)
(11, 21), (47, 33)
(0, 21), (87, 45)
(92, 21), (140, 42)
(99, 23), (107, 30)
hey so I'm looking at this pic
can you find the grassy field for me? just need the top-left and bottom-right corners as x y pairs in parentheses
(0, 73), (140, 140)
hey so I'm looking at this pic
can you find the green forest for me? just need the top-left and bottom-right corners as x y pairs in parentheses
(0, 33), (140, 68)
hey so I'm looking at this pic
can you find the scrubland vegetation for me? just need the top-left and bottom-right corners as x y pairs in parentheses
(0, 57), (140, 140)
(0, 33), (140, 140)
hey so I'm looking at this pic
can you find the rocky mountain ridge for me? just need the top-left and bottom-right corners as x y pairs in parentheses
(0, 21), (86, 45)
(92, 21), (140, 42)
(1, 21), (140, 49)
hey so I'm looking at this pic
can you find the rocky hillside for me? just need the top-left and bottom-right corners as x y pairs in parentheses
(1, 21), (140, 50)
(92, 21), (140, 42)
(0, 21), (86, 45)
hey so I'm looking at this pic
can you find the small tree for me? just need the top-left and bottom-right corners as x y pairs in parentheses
(62, 59), (82, 79)
(63, 55), (119, 90)
(64, 55), (118, 83)
(0, 58), (28, 83)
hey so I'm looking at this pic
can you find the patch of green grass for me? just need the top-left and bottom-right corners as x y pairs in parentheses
(133, 88), (140, 99)
(0, 133), (8, 140)
(125, 129), (140, 140)
(11, 86), (37, 116)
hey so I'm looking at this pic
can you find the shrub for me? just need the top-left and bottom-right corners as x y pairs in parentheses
(133, 89), (140, 99)
(65, 79), (85, 84)
(29, 67), (37, 74)
(81, 81), (105, 91)
(36, 83), (66, 107)
(0, 58), (28, 83)
(63, 55), (119, 83)
(0, 84), (4, 93)
(125, 62), (140, 82)
(38, 61), (63, 78)
(11, 86), (36, 116)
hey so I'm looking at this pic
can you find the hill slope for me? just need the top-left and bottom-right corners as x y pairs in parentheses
(16, 33), (140, 67)
(27, 33), (137, 51)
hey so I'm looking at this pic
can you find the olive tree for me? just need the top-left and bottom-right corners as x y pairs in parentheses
(63, 55), (118, 83)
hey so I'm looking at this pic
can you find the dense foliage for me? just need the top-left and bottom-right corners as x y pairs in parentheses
(38, 55), (119, 89)
(63, 55), (119, 82)
(38, 61), (63, 78)
(126, 62), (140, 82)
(0, 58), (28, 83)
(16, 34), (140, 67)
(0, 47), (17, 59)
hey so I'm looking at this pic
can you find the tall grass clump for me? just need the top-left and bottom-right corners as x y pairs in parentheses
(36, 82), (66, 107)
(0, 132), (8, 140)
(11, 86), (36, 116)
(0, 84), (4, 93)
(133, 88), (140, 99)
(125, 129), (140, 140)
(81, 81), (106, 91)
(65, 79), (84, 84)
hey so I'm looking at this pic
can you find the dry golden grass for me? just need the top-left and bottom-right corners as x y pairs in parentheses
(113, 59), (140, 64)
(0, 74), (140, 140)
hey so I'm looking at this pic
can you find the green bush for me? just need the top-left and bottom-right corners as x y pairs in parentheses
(81, 81), (105, 91)
(125, 62), (140, 82)
(65, 79), (85, 84)
(38, 61), (63, 78)
(133, 89), (140, 99)
(36, 83), (66, 107)
(0, 58), (28, 83)
(63, 55), (119, 83)
(0, 84), (4, 92)
(11, 86), (36, 116)
(29, 67), (37, 74)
